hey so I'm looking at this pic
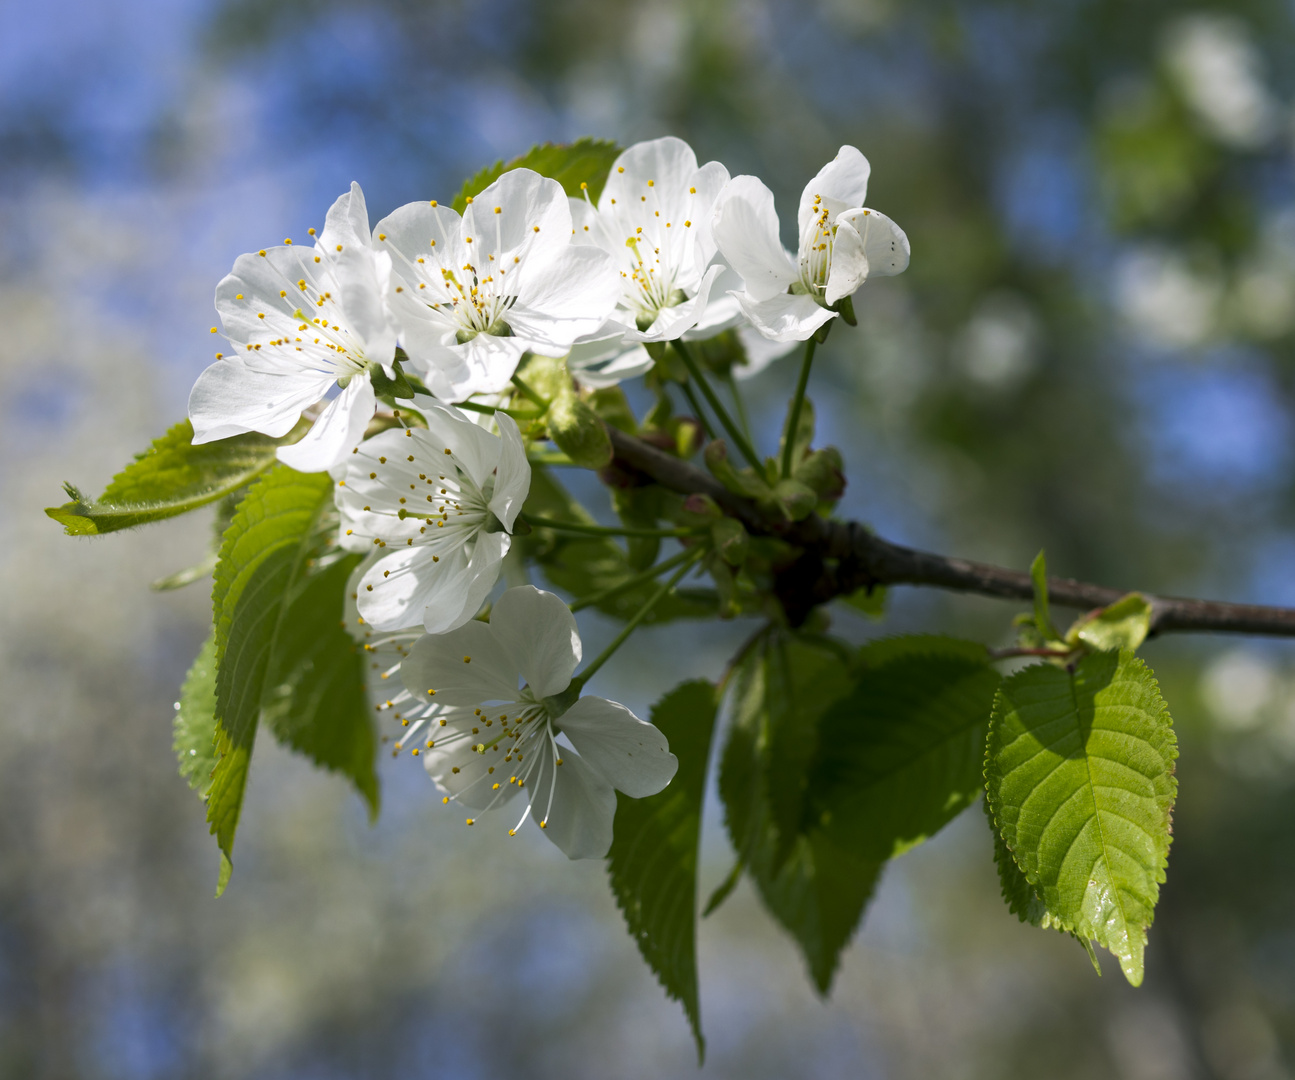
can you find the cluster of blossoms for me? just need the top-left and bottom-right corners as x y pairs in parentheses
(189, 137), (909, 857)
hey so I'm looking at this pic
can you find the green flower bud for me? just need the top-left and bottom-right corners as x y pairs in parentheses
(547, 386), (612, 469)
(711, 516), (749, 567)
(772, 478), (817, 521)
(794, 446), (846, 501)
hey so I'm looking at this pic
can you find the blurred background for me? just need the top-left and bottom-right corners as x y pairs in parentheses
(5, 0), (1295, 1075)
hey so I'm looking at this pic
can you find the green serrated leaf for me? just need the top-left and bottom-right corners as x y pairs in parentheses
(985, 799), (1101, 973)
(45, 418), (299, 536)
(806, 649), (1001, 860)
(763, 634), (853, 870)
(452, 138), (622, 213)
(607, 679), (717, 1062)
(858, 634), (989, 669)
(261, 553), (379, 818)
(1068, 593), (1153, 653)
(985, 650), (1178, 985)
(718, 638), (880, 994)
(206, 466), (338, 894)
(174, 634), (220, 797)
(521, 468), (713, 623)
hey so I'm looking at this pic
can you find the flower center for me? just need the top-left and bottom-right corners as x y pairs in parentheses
(796, 193), (836, 304)
(582, 181), (698, 322)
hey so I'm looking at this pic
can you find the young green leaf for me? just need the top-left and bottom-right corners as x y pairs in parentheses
(452, 138), (623, 212)
(985, 650), (1178, 985)
(607, 679), (718, 1062)
(45, 419), (296, 536)
(174, 634), (220, 797)
(206, 466), (358, 894)
(1030, 549), (1059, 640)
(1067, 592), (1153, 653)
(260, 553), (379, 818)
(805, 648), (1001, 860)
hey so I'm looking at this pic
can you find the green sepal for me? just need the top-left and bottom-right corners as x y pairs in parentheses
(1029, 549), (1061, 641)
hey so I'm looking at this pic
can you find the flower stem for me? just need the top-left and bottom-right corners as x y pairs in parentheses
(725, 372), (753, 445)
(522, 514), (702, 539)
(453, 399), (538, 420)
(569, 546), (698, 613)
(510, 374), (549, 409)
(673, 340), (763, 469)
(569, 547), (707, 692)
(780, 337), (816, 479)
(526, 450), (577, 466)
(678, 380), (717, 440)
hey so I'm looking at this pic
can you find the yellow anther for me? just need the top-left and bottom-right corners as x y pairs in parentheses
(411, 748), (420, 756)
(284, 238), (293, 245)
(308, 227), (316, 235)
(427, 688), (436, 695)
(336, 244), (343, 251)
(494, 207), (501, 214)
(442, 796), (449, 804)
(258, 249), (266, 256)
(378, 233), (386, 240)
(464, 656), (471, 663)
(539, 820), (547, 829)
(617, 166), (624, 173)
(209, 327), (217, 333)
(235, 293), (244, 299)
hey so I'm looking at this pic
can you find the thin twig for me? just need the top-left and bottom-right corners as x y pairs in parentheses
(604, 424), (1295, 639)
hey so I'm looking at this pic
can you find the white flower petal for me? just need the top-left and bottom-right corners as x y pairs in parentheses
(329, 247), (398, 364)
(319, 181), (375, 253)
(528, 745), (616, 859)
(276, 374), (375, 472)
(836, 207), (911, 279)
(357, 531), (507, 634)
(568, 343), (655, 389)
(504, 244), (622, 352)
(733, 325), (797, 380)
(462, 169), (573, 271)
(188, 357), (326, 443)
(557, 695), (678, 798)
(798, 145), (871, 236)
(682, 265), (744, 337)
(601, 137), (701, 218)
(734, 289), (836, 343)
(402, 619), (519, 706)
(687, 159), (732, 272)
(445, 333), (529, 397)
(488, 586), (580, 699)
(488, 413), (531, 531)
(713, 175), (798, 303)
(418, 402), (502, 488)
(824, 217), (869, 307)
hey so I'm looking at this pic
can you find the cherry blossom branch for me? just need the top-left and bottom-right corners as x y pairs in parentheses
(604, 425), (1295, 639)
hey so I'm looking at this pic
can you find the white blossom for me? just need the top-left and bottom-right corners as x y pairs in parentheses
(566, 137), (738, 385)
(189, 182), (401, 472)
(399, 585), (678, 859)
(376, 169), (621, 402)
(713, 146), (910, 343)
(335, 400), (530, 634)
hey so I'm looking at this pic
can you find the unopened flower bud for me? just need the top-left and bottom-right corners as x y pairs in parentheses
(547, 386), (613, 469)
